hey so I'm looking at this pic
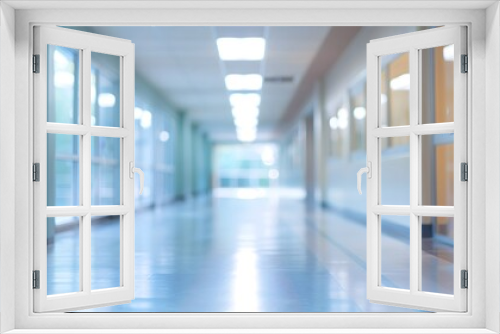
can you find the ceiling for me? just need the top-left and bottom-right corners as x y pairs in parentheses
(83, 26), (331, 142)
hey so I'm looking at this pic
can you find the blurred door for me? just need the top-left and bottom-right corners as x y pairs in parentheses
(33, 26), (136, 312)
(365, 26), (467, 312)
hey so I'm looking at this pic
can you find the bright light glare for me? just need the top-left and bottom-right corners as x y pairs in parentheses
(268, 169), (279, 180)
(229, 93), (261, 107)
(353, 107), (366, 120)
(53, 50), (70, 70)
(337, 108), (349, 120)
(141, 110), (152, 129)
(237, 128), (256, 142)
(159, 131), (170, 142)
(380, 94), (388, 105)
(234, 117), (258, 128)
(225, 74), (263, 91)
(338, 118), (348, 130)
(134, 107), (143, 119)
(329, 117), (338, 130)
(98, 93), (116, 108)
(443, 45), (454, 62)
(232, 107), (260, 119)
(390, 73), (410, 91)
(54, 71), (74, 88)
(216, 38), (266, 61)
(261, 148), (275, 166)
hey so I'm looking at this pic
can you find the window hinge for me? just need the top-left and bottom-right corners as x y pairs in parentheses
(461, 270), (468, 289)
(461, 54), (468, 73)
(33, 270), (40, 289)
(33, 54), (40, 73)
(33, 163), (40, 182)
(461, 162), (468, 181)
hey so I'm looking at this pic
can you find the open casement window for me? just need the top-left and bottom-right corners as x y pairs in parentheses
(364, 26), (467, 312)
(33, 26), (139, 312)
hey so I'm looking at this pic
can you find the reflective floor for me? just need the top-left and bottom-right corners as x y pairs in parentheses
(47, 191), (453, 312)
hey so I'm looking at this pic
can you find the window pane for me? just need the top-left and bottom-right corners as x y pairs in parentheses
(380, 215), (410, 290)
(380, 52), (409, 127)
(47, 133), (80, 206)
(380, 137), (410, 205)
(421, 216), (454, 294)
(91, 137), (121, 205)
(47, 45), (80, 124)
(421, 45), (454, 124)
(47, 216), (80, 295)
(91, 52), (121, 127)
(91, 215), (121, 290)
(420, 133), (454, 206)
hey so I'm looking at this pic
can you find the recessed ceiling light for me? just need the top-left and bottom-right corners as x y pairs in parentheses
(216, 38), (266, 61)
(225, 74), (263, 91)
(234, 117), (258, 128)
(237, 128), (257, 142)
(229, 93), (261, 107)
(232, 107), (260, 119)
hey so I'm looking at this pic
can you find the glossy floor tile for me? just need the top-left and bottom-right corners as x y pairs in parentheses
(46, 193), (453, 312)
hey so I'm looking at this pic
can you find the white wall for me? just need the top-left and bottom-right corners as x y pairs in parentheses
(0, 2), (16, 332)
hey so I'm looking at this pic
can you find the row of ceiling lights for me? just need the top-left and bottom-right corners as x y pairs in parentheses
(216, 37), (266, 142)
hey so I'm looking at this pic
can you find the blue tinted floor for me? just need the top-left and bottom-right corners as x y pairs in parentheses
(47, 192), (453, 312)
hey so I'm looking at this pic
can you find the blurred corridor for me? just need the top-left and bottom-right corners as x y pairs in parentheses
(46, 26), (455, 312)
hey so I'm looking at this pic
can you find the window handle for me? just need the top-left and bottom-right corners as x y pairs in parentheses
(357, 162), (372, 195)
(129, 161), (145, 195)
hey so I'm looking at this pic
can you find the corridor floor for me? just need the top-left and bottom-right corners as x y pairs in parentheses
(48, 192), (453, 312)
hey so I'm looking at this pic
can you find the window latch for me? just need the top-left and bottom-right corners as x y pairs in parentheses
(129, 161), (145, 195)
(357, 162), (372, 195)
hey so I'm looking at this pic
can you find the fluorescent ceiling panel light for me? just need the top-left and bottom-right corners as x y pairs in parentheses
(234, 117), (258, 128)
(232, 107), (259, 119)
(237, 127), (257, 135)
(390, 73), (410, 91)
(443, 44), (454, 62)
(225, 74), (263, 91)
(216, 38), (266, 61)
(237, 131), (257, 142)
(229, 93), (261, 107)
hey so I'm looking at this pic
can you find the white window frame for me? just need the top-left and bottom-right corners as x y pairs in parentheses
(366, 26), (467, 312)
(33, 26), (136, 313)
(0, 2), (499, 333)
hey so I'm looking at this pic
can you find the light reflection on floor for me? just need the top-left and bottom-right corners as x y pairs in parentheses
(45, 189), (453, 312)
